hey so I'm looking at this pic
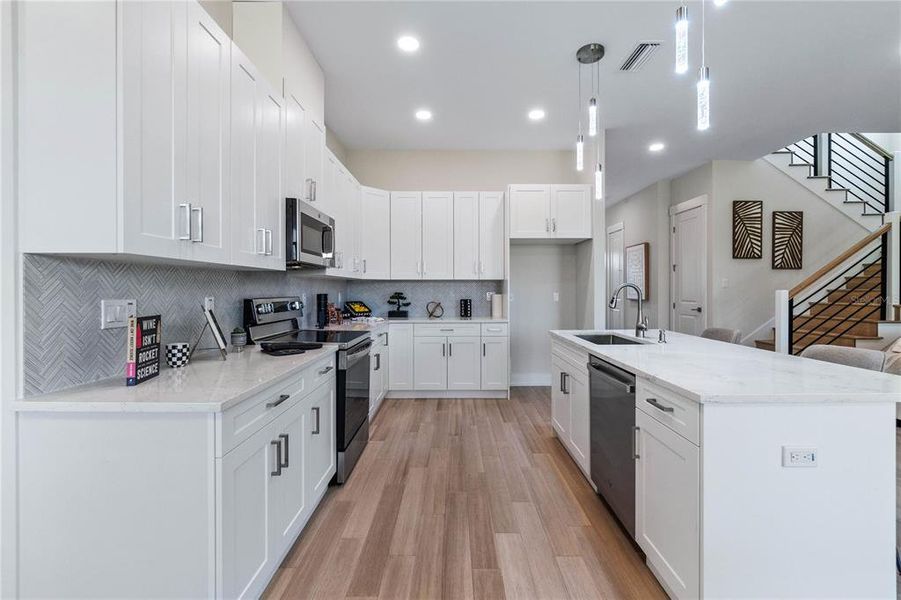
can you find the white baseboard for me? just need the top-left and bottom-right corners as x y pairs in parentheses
(385, 390), (509, 399)
(510, 373), (551, 386)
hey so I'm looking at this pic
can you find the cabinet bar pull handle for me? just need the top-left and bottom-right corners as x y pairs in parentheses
(479, 260), (483, 274)
(363, 259), (367, 273)
(318, 366), (333, 375)
(442, 343), (446, 357)
(256, 228), (266, 255)
(483, 342), (486, 357)
(279, 433), (289, 468)
(560, 372), (565, 392)
(266, 393), (291, 409)
(312, 406), (320, 434)
(381, 332), (388, 346)
(191, 206), (204, 242)
(179, 203), (192, 240)
(271, 440), (283, 476)
(633, 426), (640, 459)
(645, 398), (674, 413)
(449, 343), (452, 357)
(305, 178), (313, 201)
(562, 372), (569, 394)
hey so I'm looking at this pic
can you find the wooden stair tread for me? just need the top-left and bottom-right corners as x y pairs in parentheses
(792, 328), (882, 341)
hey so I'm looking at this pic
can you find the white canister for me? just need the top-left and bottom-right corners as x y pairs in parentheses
(491, 293), (504, 319)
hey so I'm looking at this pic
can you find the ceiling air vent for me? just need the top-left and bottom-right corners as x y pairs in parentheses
(619, 41), (662, 72)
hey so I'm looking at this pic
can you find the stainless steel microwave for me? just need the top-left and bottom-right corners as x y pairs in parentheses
(286, 198), (335, 269)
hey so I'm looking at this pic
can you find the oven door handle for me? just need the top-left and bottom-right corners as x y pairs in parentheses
(342, 340), (372, 368)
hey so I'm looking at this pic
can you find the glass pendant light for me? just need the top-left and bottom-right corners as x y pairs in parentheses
(594, 160), (603, 200)
(697, 67), (710, 131)
(713, 0), (728, 6)
(588, 98), (598, 137)
(576, 134), (584, 171)
(675, 4), (688, 74)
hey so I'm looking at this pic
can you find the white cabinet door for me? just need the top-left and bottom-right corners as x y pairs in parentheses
(185, 2), (231, 264)
(229, 45), (265, 268)
(388, 324), (414, 391)
(635, 410), (700, 600)
(453, 192), (479, 279)
(509, 185), (550, 239)
(348, 176), (362, 276)
(219, 418), (277, 599)
(422, 192), (454, 279)
(568, 368), (590, 473)
(121, 0), (185, 260)
(304, 119), (325, 205)
(478, 192), (505, 279)
(480, 337), (509, 390)
(255, 79), (284, 268)
(550, 185), (592, 239)
(413, 337), (448, 390)
(390, 192), (423, 279)
(305, 379), (336, 504)
(447, 336), (481, 390)
(322, 153), (345, 275)
(550, 359), (570, 440)
(360, 187), (391, 279)
(268, 400), (305, 557)
(283, 85), (307, 202)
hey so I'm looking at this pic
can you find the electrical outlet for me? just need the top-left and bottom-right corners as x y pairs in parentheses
(782, 446), (817, 467)
(204, 296), (215, 312)
(553, 291), (559, 302)
(100, 299), (136, 330)
(721, 278), (729, 289)
(486, 292), (494, 302)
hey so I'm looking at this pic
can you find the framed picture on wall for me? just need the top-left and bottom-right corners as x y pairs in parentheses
(625, 242), (650, 300)
(772, 211), (803, 269)
(732, 200), (763, 259)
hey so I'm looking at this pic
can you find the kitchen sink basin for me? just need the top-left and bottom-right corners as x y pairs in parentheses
(575, 333), (643, 345)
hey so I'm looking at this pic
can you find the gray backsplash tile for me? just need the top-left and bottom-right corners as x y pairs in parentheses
(22, 254), (347, 396)
(346, 280), (502, 319)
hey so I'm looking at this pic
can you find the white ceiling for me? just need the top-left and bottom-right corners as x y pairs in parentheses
(286, 1), (901, 202)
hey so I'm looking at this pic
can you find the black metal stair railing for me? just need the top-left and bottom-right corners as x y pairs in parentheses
(780, 136), (818, 175)
(827, 132), (891, 214)
(787, 235), (887, 355)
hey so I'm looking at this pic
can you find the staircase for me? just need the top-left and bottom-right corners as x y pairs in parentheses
(764, 133), (891, 233)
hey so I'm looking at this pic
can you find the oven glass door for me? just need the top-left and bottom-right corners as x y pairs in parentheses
(340, 341), (371, 450)
(299, 213), (334, 260)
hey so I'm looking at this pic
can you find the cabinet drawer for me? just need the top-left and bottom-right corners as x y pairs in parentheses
(414, 323), (481, 337)
(635, 379), (699, 446)
(218, 353), (335, 457)
(480, 322), (508, 337)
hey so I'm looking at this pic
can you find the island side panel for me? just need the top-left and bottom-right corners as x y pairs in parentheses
(17, 411), (216, 598)
(700, 401), (895, 598)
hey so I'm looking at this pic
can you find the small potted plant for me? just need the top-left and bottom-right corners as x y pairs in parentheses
(387, 292), (411, 319)
(230, 327), (247, 352)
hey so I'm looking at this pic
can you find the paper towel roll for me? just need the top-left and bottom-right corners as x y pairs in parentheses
(491, 294), (504, 319)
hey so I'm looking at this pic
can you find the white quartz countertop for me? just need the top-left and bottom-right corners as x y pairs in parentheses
(14, 346), (339, 413)
(551, 329), (901, 404)
(321, 318), (507, 332)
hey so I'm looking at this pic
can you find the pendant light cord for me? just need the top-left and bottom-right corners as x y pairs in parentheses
(578, 62), (582, 133)
(701, 0), (706, 67)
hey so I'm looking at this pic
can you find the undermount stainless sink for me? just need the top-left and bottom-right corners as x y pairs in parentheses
(575, 333), (643, 345)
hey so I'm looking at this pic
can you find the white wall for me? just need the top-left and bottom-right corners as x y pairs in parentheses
(509, 244), (577, 386)
(344, 150), (582, 191)
(605, 181), (671, 330)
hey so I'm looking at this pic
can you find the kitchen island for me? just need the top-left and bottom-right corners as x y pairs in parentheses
(550, 329), (900, 600)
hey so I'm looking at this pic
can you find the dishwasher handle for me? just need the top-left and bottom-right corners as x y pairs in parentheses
(588, 361), (635, 393)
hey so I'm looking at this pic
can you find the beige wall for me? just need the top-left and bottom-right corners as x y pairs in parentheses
(326, 129), (348, 164)
(198, 0), (232, 36)
(344, 149), (582, 191)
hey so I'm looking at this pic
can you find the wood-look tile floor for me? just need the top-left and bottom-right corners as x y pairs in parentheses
(263, 387), (666, 600)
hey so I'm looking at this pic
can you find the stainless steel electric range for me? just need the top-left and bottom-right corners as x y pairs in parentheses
(244, 297), (371, 484)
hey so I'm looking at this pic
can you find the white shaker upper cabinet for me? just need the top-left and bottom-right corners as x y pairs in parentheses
(347, 174), (362, 276)
(453, 192), (479, 279)
(478, 192), (505, 279)
(551, 185), (592, 239)
(390, 192), (423, 279)
(304, 119), (325, 206)
(421, 192), (454, 280)
(509, 185), (551, 238)
(283, 84), (307, 203)
(360, 187), (391, 279)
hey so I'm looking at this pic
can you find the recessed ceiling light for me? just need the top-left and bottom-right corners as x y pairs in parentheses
(648, 142), (666, 152)
(396, 35), (420, 53)
(528, 108), (546, 121)
(415, 109), (432, 121)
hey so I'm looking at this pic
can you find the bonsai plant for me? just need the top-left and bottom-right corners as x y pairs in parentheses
(387, 292), (411, 319)
(230, 326), (247, 352)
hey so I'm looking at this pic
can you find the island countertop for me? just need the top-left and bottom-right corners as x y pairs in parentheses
(551, 329), (900, 404)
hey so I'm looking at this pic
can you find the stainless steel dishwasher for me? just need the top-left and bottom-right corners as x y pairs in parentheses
(588, 355), (637, 536)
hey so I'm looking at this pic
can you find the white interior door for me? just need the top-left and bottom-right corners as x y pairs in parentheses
(606, 224), (625, 330)
(671, 200), (708, 335)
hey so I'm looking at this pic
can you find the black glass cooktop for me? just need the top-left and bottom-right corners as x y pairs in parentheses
(274, 329), (369, 348)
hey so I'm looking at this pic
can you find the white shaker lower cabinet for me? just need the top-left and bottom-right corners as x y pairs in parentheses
(446, 336), (481, 390)
(413, 336), (449, 390)
(369, 329), (389, 419)
(550, 341), (590, 477)
(388, 323), (414, 390)
(635, 406), (700, 600)
(16, 355), (337, 599)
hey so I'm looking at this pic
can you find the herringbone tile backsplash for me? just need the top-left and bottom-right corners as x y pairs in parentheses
(22, 255), (347, 396)
(22, 255), (504, 396)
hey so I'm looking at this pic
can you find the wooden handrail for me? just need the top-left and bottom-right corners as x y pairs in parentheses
(789, 223), (890, 297)
(847, 133), (894, 161)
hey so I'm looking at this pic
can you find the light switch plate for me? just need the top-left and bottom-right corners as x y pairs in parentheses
(100, 299), (136, 330)
(782, 446), (817, 467)
(204, 296), (215, 312)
